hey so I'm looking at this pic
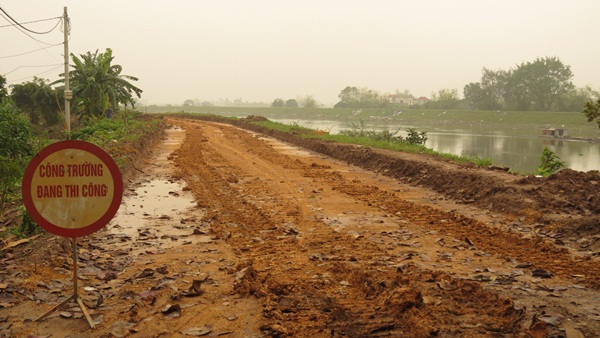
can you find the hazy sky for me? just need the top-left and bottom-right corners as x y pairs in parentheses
(2, 1), (600, 106)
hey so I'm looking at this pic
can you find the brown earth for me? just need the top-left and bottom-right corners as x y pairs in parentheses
(1, 116), (599, 337)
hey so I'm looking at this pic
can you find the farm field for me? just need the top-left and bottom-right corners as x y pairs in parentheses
(143, 106), (600, 136)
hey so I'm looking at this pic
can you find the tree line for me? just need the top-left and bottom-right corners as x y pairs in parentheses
(0, 48), (141, 128)
(463, 56), (593, 111)
(333, 56), (598, 113)
(271, 95), (319, 108)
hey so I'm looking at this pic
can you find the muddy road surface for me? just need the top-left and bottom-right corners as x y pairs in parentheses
(1, 117), (598, 337)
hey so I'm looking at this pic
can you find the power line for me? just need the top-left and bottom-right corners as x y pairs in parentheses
(0, 12), (63, 46)
(0, 5), (69, 85)
(0, 43), (63, 59)
(0, 6), (61, 34)
(2, 63), (63, 76)
(0, 16), (61, 29)
(6, 64), (63, 84)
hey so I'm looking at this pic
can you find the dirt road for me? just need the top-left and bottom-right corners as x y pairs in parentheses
(1, 117), (598, 337)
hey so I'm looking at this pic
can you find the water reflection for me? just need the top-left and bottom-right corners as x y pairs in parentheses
(271, 118), (599, 173)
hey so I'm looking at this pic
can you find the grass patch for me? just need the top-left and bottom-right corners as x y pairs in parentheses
(250, 119), (493, 167)
(71, 111), (164, 169)
(316, 133), (492, 166)
(253, 120), (312, 133)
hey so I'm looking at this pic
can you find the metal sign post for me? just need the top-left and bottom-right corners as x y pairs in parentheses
(34, 238), (95, 328)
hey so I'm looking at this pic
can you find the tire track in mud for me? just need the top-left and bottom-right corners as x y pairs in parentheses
(171, 119), (536, 336)
(313, 170), (600, 288)
(192, 119), (599, 289)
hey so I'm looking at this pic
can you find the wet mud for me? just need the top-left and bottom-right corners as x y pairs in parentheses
(1, 116), (598, 337)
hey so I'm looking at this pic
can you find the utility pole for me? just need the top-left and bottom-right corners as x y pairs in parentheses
(63, 6), (72, 136)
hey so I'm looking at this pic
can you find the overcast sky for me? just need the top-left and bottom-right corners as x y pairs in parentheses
(2, 1), (600, 106)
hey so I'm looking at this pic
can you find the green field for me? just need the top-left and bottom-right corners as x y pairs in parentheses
(143, 105), (598, 137)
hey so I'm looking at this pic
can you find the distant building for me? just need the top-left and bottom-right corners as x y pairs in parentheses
(388, 94), (415, 106)
(389, 94), (430, 106)
(414, 96), (430, 105)
(542, 128), (568, 137)
(387, 94), (430, 107)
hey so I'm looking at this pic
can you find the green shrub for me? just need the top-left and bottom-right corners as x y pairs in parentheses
(339, 121), (427, 146)
(16, 206), (40, 238)
(0, 101), (33, 214)
(405, 128), (428, 145)
(70, 111), (163, 169)
(342, 119), (368, 137)
(537, 147), (566, 176)
(0, 100), (33, 158)
(0, 155), (27, 214)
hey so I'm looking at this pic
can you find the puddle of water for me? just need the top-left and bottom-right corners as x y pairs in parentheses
(111, 179), (196, 238)
(258, 136), (314, 157)
(104, 126), (211, 254)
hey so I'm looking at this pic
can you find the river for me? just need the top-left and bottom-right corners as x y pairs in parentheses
(269, 118), (600, 173)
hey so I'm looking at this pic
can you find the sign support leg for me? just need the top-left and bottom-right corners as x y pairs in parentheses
(35, 237), (95, 329)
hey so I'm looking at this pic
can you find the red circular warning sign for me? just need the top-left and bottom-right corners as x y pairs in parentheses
(22, 140), (123, 237)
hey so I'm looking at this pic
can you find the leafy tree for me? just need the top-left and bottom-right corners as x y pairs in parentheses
(272, 98), (284, 107)
(0, 101), (32, 158)
(183, 99), (195, 106)
(465, 57), (576, 111)
(501, 68), (531, 111)
(0, 74), (7, 100)
(464, 68), (505, 110)
(499, 57), (574, 111)
(10, 77), (62, 125)
(53, 48), (142, 120)
(425, 88), (461, 109)
(285, 99), (298, 108)
(334, 86), (390, 108)
(463, 82), (486, 110)
(514, 57), (574, 111)
(299, 95), (318, 108)
(559, 86), (600, 112)
(480, 68), (504, 110)
(582, 98), (600, 128)
(0, 101), (33, 212)
(335, 86), (360, 108)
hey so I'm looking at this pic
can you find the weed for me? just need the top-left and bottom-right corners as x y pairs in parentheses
(70, 111), (163, 171)
(537, 147), (566, 176)
(405, 128), (428, 145)
(339, 121), (427, 146)
(0, 156), (27, 215)
(8, 207), (41, 238)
